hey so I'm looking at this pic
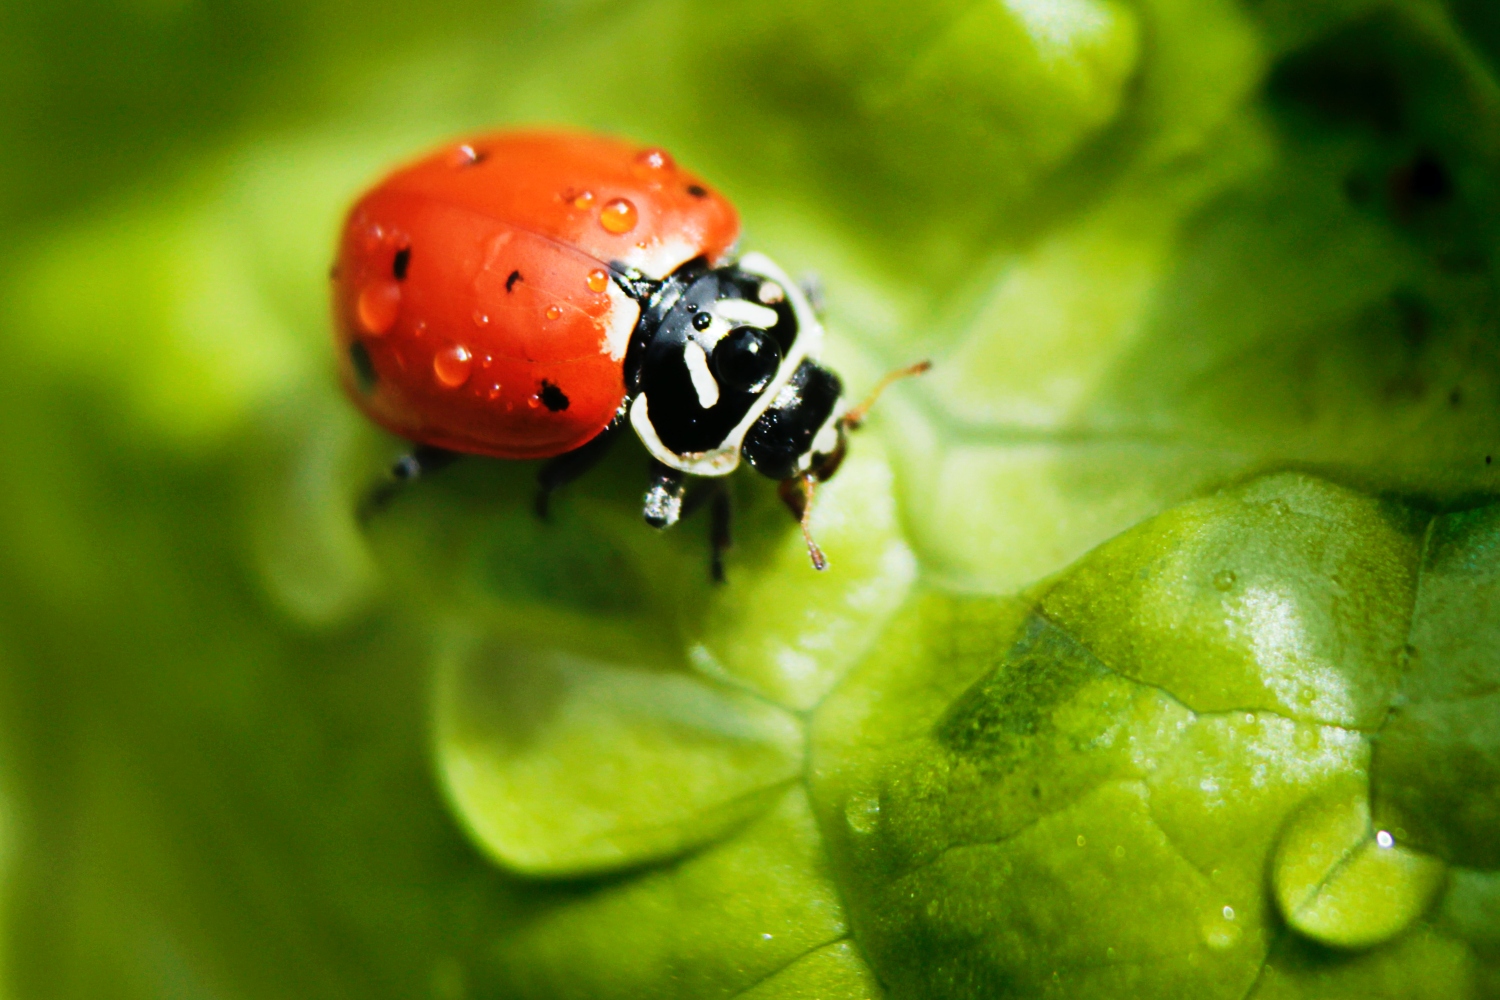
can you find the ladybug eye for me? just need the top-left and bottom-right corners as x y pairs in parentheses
(711, 326), (782, 394)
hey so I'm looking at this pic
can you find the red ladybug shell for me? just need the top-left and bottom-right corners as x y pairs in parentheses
(332, 131), (741, 460)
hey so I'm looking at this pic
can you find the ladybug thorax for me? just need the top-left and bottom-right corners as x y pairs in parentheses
(625, 252), (845, 480)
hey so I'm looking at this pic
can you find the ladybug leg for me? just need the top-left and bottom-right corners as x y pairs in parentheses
(535, 417), (625, 520)
(359, 444), (459, 521)
(681, 480), (733, 583)
(642, 462), (689, 529)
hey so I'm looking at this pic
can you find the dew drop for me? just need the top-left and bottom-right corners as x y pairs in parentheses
(545, 304), (563, 320)
(433, 346), (474, 388)
(413, 321), (427, 339)
(487, 385), (503, 401)
(633, 147), (675, 176)
(480, 354), (493, 369)
(571, 190), (595, 210)
(1223, 906), (1236, 921)
(600, 198), (638, 234)
(586, 268), (610, 293)
(1213, 570), (1237, 592)
(473, 311), (490, 328)
(1377, 830), (1395, 849)
(1076, 835), (1087, 847)
(451, 144), (484, 167)
(357, 282), (401, 335)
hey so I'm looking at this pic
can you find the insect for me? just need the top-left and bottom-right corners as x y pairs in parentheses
(331, 130), (924, 577)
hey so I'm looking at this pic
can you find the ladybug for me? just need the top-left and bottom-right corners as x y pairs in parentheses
(332, 130), (924, 575)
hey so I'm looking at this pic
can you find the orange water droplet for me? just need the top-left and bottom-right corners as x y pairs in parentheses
(487, 385), (503, 400)
(357, 282), (401, 335)
(473, 311), (490, 327)
(600, 198), (638, 234)
(633, 147), (675, 177)
(451, 144), (483, 167)
(545, 304), (563, 320)
(586, 269), (609, 293)
(571, 190), (595, 210)
(527, 397), (540, 409)
(433, 345), (474, 388)
(481, 354), (493, 369)
(413, 321), (427, 338)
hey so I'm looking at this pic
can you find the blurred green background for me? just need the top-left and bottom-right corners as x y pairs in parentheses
(2, 0), (1500, 997)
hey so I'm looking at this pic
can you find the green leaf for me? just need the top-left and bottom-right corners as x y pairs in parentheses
(3, 0), (1500, 996)
(435, 638), (803, 876)
(490, 787), (851, 1000)
(810, 473), (1471, 1000)
(1373, 503), (1500, 869)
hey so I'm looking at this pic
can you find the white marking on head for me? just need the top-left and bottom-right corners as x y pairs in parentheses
(684, 341), (720, 409)
(713, 299), (779, 329)
(630, 395), (741, 475)
(810, 407), (842, 457)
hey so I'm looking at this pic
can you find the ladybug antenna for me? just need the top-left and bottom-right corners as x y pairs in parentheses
(798, 475), (828, 572)
(778, 475), (829, 571)
(840, 360), (932, 431)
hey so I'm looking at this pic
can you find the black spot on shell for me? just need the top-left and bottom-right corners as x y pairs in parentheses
(687, 184), (708, 198)
(507, 270), (523, 292)
(393, 247), (411, 281)
(349, 340), (377, 393)
(540, 381), (569, 412)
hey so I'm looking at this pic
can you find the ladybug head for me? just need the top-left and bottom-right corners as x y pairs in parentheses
(625, 251), (846, 486)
